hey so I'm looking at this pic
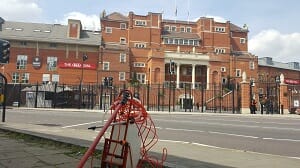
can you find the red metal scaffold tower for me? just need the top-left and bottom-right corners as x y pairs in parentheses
(77, 90), (167, 168)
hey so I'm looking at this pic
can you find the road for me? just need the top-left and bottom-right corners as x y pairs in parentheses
(5, 108), (300, 159)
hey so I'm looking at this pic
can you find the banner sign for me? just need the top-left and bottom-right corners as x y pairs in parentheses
(58, 62), (97, 70)
(284, 79), (300, 85)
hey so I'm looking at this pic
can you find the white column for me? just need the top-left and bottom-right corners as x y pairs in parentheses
(176, 63), (180, 88)
(192, 64), (196, 89)
(206, 67), (210, 89)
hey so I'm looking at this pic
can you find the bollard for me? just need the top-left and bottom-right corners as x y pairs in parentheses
(281, 104), (284, 115)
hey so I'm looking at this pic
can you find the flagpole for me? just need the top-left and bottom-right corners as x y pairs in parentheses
(175, 0), (177, 23)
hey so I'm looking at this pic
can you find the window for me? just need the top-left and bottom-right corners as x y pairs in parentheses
(222, 77), (227, 85)
(120, 37), (126, 44)
(136, 73), (146, 84)
(103, 62), (110, 71)
(184, 39), (188, 45)
(171, 26), (176, 32)
(134, 43), (146, 48)
(240, 38), (246, 44)
(135, 20), (146, 26)
(16, 55), (27, 70)
(105, 27), (112, 33)
(42, 74), (50, 84)
(133, 62), (145, 67)
(12, 72), (20, 83)
(21, 73), (29, 84)
(186, 27), (192, 33)
(120, 53), (126, 63)
(119, 72), (126, 81)
(180, 27), (185, 32)
(49, 43), (57, 48)
(164, 38), (168, 44)
(47, 56), (57, 71)
(215, 48), (226, 54)
(164, 25), (170, 31)
(120, 23), (126, 29)
(20, 41), (27, 46)
(249, 61), (255, 70)
(236, 69), (241, 77)
(221, 67), (226, 72)
(215, 27), (225, 32)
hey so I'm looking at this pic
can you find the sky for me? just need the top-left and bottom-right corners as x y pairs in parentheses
(1, 0), (300, 63)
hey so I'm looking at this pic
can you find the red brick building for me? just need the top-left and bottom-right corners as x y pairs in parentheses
(1, 12), (299, 113)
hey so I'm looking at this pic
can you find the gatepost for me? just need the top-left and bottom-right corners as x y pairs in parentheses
(240, 72), (251, 114)
(279, 74), (289, 114)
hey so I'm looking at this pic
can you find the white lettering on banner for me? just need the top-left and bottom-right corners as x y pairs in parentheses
(59, 62), (96, 70)
(72, 63), (82, 68)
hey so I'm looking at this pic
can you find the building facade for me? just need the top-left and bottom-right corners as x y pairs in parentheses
(1, 12), (299, 113)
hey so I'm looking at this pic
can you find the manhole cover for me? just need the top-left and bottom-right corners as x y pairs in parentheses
(36, 123), (61, 127)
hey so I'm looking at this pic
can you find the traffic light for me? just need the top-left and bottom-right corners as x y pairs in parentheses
(0, 40), (10, 64)
(103, 77), (108, 87)
(83, 54), (88, 61)
(169, 60), (175, 74)
(108, 77), (113, 87)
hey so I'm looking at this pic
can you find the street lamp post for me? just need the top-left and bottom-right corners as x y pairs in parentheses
(79, 54), (88, 109)
(275, 76), (280, 114)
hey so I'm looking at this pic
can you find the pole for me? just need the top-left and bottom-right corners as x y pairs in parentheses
(201, 84), (204, 112)
(147, 81), (150, 111)
(1, 73), (7, 122)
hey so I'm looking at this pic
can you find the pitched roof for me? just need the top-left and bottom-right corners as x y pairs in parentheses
(230, 23), (249, 33)
(162, 31), (200, 39)
(0, 20), (101, 46)
(102, 12), (128, 21)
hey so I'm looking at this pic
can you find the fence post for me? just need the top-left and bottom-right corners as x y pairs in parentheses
(34, 82), (38, 108)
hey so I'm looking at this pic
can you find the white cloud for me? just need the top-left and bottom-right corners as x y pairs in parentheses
(205, 15), (227, 23)
(249, 30), (300, 63)
(57, 12), (100, 31)
(0, 0), (42, 22)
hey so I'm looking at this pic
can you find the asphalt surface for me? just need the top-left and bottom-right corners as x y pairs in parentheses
(1, 109), (300, 168)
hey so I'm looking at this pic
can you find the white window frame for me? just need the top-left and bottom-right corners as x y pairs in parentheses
(240, 38), (246, 44)
(136, 73), (146, 84)
(21, 73), (30, 84)
(103, 62), (110, 71)
(47, 56), (57, 71)
(186, 27), (192, 33)
(221, 77), (227, 85)
(119, 72), (126, 81)
(12, 72), (20, 83)
(221, 67), (226, 72)
(171, 26), (176, 32)
(215, 48), (226, 54)
(120, 37), (126, 44)
(120, 53), (126, 63)
(215, 27), (225, 32)
(120, 23), (126, 29)
(105, 27), (112, 33)
(164, 25), (170, 31)
(236, 69), (241, 77)
(135, 20), (146, 26)
(180, 27), (185, 32)
(249, 61), (255, 70)
(16, 55), (28, 70)
(134, 43), (146, 48)
(133, 62), (145, 67)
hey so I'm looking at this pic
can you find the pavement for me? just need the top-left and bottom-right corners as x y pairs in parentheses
(1, 109), (300, 168)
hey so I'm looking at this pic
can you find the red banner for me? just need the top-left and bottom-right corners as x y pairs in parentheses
(285, 79), (300, 85)
(58, 62), (97, 70)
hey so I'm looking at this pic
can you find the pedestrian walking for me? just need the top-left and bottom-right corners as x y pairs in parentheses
(250, 99), (257, 114)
